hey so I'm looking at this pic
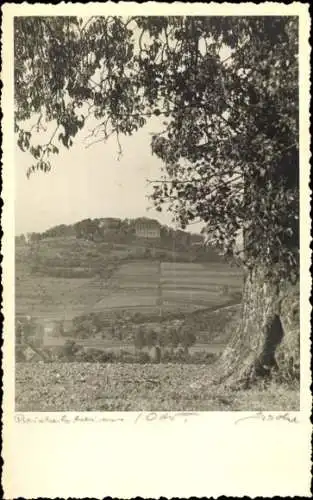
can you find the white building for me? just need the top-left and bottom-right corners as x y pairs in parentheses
(135, 219), (160, 239)
(99, 218), (120, 231)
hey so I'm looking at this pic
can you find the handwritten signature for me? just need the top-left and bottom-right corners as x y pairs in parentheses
(235, 411), (299, 425)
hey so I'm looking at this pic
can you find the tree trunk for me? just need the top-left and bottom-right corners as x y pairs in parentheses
(216, 264), (286, 388)
(213, 144), (299, 388)
(276, 282), (300, 381)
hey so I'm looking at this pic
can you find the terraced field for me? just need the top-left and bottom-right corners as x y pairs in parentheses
(15, 239), (243, 321)
(15, 275), (107, 319)
(92, 260), (242, 313)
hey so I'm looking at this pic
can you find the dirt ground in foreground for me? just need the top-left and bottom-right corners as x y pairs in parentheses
(15, 362), (299, 412)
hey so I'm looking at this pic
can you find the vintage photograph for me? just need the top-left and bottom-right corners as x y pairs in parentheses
(14, 13), (301, 412)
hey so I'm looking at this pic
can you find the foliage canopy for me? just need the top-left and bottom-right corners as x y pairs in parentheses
(14, 16), (299, 280)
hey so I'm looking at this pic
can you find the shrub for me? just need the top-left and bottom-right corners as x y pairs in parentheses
(98, 350), (117, 363)
(160, 348), (174, 362)
(62, 340), (80, 361)
(166, 327), (180, 350)
(178, 328), (197, 353)
(45, 346), (64, 361)
(134, 326), (146, 350)
(77, 348), (116, 363)
(145, 329), (158, 348)
(119, 349), (137, 363)
(137, 351), (150, 364)
(174, 347), (189, 362)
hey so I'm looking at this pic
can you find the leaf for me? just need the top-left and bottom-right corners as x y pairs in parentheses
(14, 16), (299, 279)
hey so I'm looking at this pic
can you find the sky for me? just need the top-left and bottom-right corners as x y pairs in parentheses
(15, 117), (204, 236)
(14, 27), (232, 237)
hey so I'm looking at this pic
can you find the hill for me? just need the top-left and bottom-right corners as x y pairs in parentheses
(15, 228), (243, 324)
(16, 216), (217, 256)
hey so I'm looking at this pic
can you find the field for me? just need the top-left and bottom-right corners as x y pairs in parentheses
(15, 238), (256, 412)
(15, 239), (299, 413)
(15, 362), (299, 412)
(16, 239), (243, 321)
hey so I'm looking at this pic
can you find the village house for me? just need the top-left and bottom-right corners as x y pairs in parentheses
(135, 219), (161, 239)
(34, 319), (65, 347)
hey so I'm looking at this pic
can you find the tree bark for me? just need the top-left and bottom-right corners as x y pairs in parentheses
(276, 282), (300, 381)
(215, 264), (287, 388)
(216, 144), (299, 388)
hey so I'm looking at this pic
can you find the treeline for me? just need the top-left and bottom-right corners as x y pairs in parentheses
(16, 311), (198, 361)
(49, 310), (197, 353)
(69, 310), (188, 336)
(133, 324), (196, 353)
(16, 340), (217, 365)
(16, 217), (205, 251)
(16, 218), (225, 264)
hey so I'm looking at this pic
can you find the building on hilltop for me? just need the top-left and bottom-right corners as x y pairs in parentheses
(135, 219), (161, 239)
(98, 218), (121, 232)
